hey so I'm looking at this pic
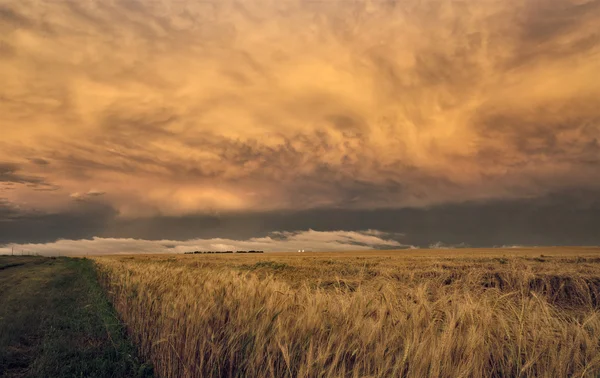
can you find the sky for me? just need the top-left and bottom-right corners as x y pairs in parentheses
(1, 0), (599, 254)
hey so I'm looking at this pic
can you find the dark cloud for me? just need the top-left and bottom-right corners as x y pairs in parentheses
(29, 158), (50, 166)
(0, 5), (32, 29)
(1, 190), (599, 247)
(0, 162), (57, 189)
(0, 198), (21, 221)
(0, 200), (117, 243)
(326, 114), (366, 132)
(515, 0), (600, 58)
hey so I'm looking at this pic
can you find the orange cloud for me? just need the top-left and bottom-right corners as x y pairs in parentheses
(0, 0), (598, 217)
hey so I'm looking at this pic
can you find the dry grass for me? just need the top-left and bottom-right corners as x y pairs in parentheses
(94, 247), (600, 377)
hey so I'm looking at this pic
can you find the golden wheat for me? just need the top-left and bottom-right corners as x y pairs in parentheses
(94, 248), (600, 377)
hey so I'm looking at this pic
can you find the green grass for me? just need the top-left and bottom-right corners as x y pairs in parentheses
(0, 256), (152, 378)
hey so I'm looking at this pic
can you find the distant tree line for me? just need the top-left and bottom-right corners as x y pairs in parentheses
(183, 250), (264, 255)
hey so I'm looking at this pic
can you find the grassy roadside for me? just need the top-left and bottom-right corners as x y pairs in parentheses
(0, 256), (152, 378)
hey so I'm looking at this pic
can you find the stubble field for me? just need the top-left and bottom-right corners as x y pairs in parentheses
(93, 247), (600, 378)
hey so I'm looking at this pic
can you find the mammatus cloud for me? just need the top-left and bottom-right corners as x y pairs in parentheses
(0, 0), (599, 247)
(0, 230), (410, 256)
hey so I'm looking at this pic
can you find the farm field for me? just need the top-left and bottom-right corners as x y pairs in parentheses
(93, 247), (600, 378)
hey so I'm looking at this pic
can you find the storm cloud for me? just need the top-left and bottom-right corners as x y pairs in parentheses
(1, 189), (599, 248)
(0, 0), (599, 249)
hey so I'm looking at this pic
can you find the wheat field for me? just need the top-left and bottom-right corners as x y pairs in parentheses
(93, 248), (600, 377)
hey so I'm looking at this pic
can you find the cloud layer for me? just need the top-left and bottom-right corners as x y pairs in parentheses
(0, 0), (599, 246)
(2, 189), (598, 248)
(0, 229), (408, 256)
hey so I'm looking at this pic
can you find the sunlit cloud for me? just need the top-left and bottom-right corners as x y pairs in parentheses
(0, 0), (598, 244)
